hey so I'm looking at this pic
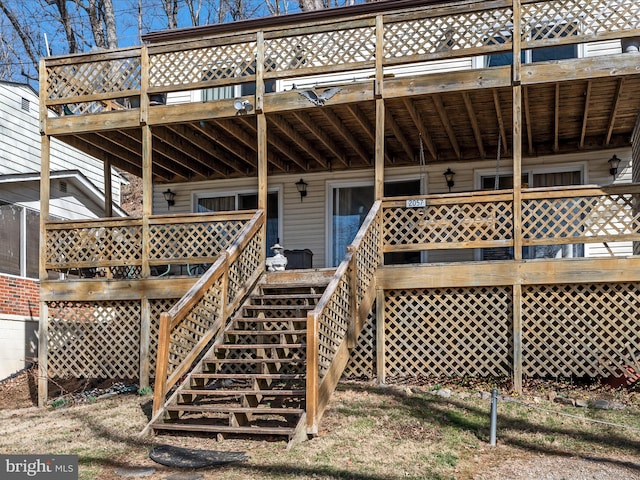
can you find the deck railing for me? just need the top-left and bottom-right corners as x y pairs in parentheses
(44, 211), (255, 278)
(42, 0), (640, 115)
(382, 184), (640, 258)
(151, 210), (265, 417)
(306, 201), (381, 435)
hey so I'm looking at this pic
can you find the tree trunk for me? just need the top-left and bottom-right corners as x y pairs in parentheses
(298, 0), (325, 11)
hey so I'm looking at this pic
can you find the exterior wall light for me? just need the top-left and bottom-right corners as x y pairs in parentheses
(443, 168), (455, 192)
(233, 99), (253, 114)
(163, 189), (176, 209)
(608, 154), (621, 180)
(295, 178), (308, 202)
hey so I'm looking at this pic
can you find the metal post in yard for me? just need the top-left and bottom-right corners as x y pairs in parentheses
(490, 388), (498, 446)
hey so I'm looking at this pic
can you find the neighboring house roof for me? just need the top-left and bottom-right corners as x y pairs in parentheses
(0, 170), (127, 217)
(142, 0), (455, 43)
(0, 79), (38, 97)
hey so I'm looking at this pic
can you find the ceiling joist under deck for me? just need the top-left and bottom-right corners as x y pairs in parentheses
(50, 72), (640, 183)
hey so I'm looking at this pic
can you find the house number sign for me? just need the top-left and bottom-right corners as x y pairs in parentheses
(405, 199), (426, 208)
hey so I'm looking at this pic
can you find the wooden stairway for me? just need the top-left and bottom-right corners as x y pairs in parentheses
(150, 272), (330, 443)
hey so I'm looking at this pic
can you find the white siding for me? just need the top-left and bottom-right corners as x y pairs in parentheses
(0, 82), (122, 207)
(584, 39), (623, 57)
(157, 148), (633, 267)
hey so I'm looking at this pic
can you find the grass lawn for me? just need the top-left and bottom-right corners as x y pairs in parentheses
(1, 378), (639, 479)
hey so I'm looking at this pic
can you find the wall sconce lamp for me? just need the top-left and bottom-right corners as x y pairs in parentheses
(233, 98), (253, 114)
(295, 178), (308, 202)
(608, 154), (621, 180)
(443, 168), (455, 192)
(163, 188), (176, 209)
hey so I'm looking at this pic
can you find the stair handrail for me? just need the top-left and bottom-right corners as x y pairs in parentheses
(151, 209), (265, 417)
(306, 200), (382, 435)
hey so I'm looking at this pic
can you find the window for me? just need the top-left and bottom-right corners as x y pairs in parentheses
(486, 22), (578, 67)
(197, 191), (280, 251)
(329, 178), (422, 267)
(477, 168), (583, 260)
(203, 61), (277, 101)
(0, 202), (41, 278)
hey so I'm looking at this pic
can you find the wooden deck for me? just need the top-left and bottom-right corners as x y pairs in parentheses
(39, 0), (640, 183)
(37, 0), (640, 438)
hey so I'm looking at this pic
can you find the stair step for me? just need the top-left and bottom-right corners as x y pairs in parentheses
(252, 294), (322, 300)
(180, 389), (306, 396)
(152, 423), (295, 436)
(244, 305), (315, 311)
(225, 329), (306, 336)
(165, 405), (304, 415)
(233, 317), (307, 323)
(192, 373), (304, 380)
(215, 343), (305, 350)
(204, 358), (304, 365)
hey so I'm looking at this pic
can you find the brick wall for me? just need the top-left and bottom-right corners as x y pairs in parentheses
(0, 275), (39, 318)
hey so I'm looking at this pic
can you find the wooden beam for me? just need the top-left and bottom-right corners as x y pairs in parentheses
(258, 113), (268, 212)
(432, 95), (461, 159)
(269, 114), (326, 169)
(605, 77), (625, 146)
(462, 92), (486, 159)
(375, 98), (385, 200)
(233, 117), (289, 173)
(169, 123), (248, 174)
(293, 111), (349, 167)
(402, 98), (438, 161)
(38, 128), (50, 407)
(320, 108), (372, 165)
(383, 66), (511, 99)
(376, 257), (640, 289)
(554, 83), (560, 153)
(46, 109), (141, 135)
(579, 81), (593, 149)
(41, 275), (197, 302)
(104, 156), (113, 217)
(346, 103), (394, 165)
(384, 108), (414, 163)
(492, 89), (509, 156)
(375, 287), (385, 384)
(522, 86), (534, 156)
(521, 54), (640, 85)
(152, 127), (221, 177)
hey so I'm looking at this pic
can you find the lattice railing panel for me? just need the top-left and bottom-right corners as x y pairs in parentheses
(522, 0), (640, 46)
(226, 226), (263, 306)
(149, 219), (247, 264)
(522, 193), (640, 244)
(46, 56), (141, 114)
(344, 309), (376, 379)
(149, 42), (257, 88)
(46, 222), (143, 272)
(384, 288), (512, 378)
(383, 201), (513, 248)
(47, 300), (141, 379)
(167, 276), (224, 375)
(384, 5), (513, 61)
(149, 299), (177, 378)
(265, 25), (375, 74)
(522, 283), (640, 377)
(317, 270), (353, 379)
(354, 210), (381, 306)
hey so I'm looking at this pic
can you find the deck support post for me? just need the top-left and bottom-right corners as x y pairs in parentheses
(104, 156), (113, 218)
(632, 115), (640, 255)
(38, 126), (51, 407)
(512, 0), (524, 394)
(375, 287), (385, 384)
(38, 56), (50, 406)
(139, 298), (151, 389)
